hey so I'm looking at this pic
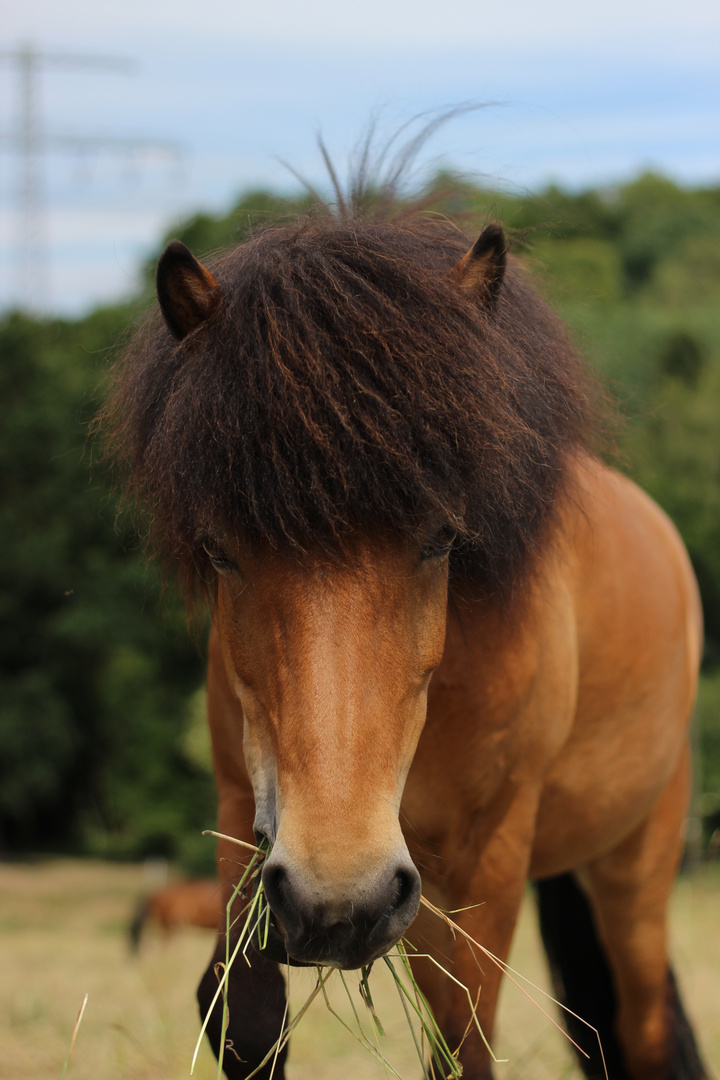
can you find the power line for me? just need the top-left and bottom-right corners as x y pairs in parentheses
(0, 43), (183, 312)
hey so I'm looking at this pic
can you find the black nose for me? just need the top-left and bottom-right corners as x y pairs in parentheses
(261, 859), (421, 968)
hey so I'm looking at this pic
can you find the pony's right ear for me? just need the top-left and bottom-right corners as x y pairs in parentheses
(451, 224), (506, 310)
(156, 241), (220, 340)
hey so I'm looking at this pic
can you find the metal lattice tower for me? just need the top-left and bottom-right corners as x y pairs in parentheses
(0, 43), (182, 312)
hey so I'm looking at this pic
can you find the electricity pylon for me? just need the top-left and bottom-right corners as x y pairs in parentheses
(0, 43), (183, 312)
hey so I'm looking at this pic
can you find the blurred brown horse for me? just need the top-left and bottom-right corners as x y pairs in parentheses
(107, 203), (710, 1080)
(129, 879), (221, 952)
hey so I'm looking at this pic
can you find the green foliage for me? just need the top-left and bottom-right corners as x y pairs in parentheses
(523, 237), (623, 307)
(658, 330), (706, 386)
(2, 168), (720, 857)
(0, 311), (212, 855)
(697, 671), (720, 803)
(503, 177), (720, 662)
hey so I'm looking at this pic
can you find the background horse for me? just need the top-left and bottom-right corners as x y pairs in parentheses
(106, 207), (710, 1080)
(129, 879), (221, 952)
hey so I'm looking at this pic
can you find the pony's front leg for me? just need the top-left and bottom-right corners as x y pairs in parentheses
(412, 789), (539, 1080)
(197, 936), (288, 1080)
(200, 630), (289, 1078)
(197, 805), (289, 1080)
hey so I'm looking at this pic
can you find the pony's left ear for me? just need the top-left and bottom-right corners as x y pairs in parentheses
(451, 224), (506, 310)
(156, 240), (220, 340)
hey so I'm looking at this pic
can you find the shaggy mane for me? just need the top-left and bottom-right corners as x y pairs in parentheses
(104, 212), (601, 599)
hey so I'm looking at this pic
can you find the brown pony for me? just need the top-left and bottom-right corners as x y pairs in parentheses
(129, 879), (222, 952)
(106, 204), (710, 1080)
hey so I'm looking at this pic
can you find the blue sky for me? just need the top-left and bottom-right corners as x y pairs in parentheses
(1, 0), (718, 315)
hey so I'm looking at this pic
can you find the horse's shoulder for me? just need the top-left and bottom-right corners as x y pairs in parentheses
(559, 455), (702, 670)
(563, 457), (694, 586)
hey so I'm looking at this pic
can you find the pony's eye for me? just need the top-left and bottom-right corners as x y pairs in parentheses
(202, 541), (236, 574)
(421, 526), (457, 561)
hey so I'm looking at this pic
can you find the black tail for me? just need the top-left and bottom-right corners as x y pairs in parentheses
(535, 873), (709, 1080)
(129, 896), (152, 954)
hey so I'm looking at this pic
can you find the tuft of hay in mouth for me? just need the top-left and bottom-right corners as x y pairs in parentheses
(195, 832), (607, 1080)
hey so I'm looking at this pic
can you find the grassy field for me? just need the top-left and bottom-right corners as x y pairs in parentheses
(0, 858), (718, 1080)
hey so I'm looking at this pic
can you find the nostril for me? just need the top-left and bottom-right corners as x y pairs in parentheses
(392, 869), (417, 912)
(262, 862), (294, 929)
(389, 867), (420, 916)
(355, 863), (422, 961)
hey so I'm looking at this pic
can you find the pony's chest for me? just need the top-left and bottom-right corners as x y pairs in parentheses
(400, 595), (580, 850)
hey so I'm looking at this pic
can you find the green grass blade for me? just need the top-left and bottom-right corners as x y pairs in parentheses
(360, 965), (386, 1037)
(383, 956), (429, 1079)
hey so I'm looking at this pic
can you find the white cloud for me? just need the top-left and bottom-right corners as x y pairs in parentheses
(4, 0), (720, 54)
(2, 0), (718, 314)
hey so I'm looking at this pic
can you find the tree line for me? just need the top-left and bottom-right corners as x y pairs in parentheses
(2, 172), (719, 861)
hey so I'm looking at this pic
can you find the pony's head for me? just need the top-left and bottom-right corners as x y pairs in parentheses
(107, 212), (597, 966)
(209, 530), (449, 967)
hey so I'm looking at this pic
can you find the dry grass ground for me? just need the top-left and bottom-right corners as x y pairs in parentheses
(0, 858), (717, 1080)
